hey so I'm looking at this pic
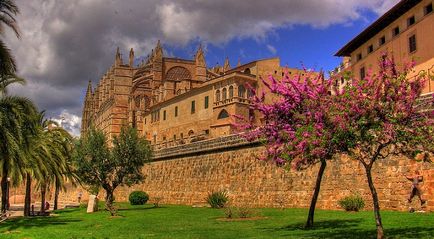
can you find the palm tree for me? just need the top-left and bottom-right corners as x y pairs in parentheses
(0, 0), (20, 75)
(0, 95), (38, 213)
(22, 114), (74, 215)
(48, 126), (75, 210)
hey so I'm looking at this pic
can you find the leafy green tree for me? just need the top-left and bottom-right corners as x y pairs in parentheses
(73, 126), (151, 215)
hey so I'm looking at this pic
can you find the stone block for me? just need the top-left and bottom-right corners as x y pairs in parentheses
(87, 195), (99, 213)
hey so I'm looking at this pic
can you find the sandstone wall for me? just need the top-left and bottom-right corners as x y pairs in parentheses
(12, 135), (433, 212)
(111, 136), (434, 212)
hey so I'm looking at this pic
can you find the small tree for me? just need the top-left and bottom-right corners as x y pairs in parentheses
(237, 71), (349, 228)
(337, 54), (433, 239)
(73, 126), (151, 216)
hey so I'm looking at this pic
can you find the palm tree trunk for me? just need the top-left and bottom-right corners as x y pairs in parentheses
(40, 183), (46, 213)
(24, 173), (31, 216)
(364, 164), (384, 239)
(1, 166), (8, 214)
(305, 159), (327, 228)
(54, 178), (60, 210)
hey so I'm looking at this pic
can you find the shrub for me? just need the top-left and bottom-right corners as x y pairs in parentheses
(338, 194), (365, 212)
(206, 191), (228, 208)
(224, 206), (235, 218)
(129, 191), (149, 205)
(153, 197), (162, 208)
(237, 207), (254, 218)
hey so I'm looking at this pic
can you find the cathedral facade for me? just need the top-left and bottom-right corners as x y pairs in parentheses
(81, 41), (305, 147)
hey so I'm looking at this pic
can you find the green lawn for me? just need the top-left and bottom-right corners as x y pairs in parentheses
(1, 203), (433, 239)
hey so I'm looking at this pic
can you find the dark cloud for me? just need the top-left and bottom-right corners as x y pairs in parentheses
(4, 0), (398, 135)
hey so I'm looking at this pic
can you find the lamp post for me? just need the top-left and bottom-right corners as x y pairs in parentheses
(6, 177), (10, 210)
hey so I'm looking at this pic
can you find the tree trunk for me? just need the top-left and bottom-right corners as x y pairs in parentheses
(24, 173), (32, 216)
(364, 165), (384, 239)
(305, 160), (327, 228)
(105, 189), (116, 216)
(1, 166), (8, 214)
(40, 183), (46, 213)
(54, 178), (60, 210)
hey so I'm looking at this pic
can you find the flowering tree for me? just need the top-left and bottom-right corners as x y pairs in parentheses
(236, 71), (350, 228)
(337, 54), (433, 239)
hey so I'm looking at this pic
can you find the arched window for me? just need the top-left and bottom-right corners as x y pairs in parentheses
(238, 85), (246, 98)
(188, 130), (194, 136)
(134, 96), (141, 108)
(215, 90), (220, 102)
(244, 68), (251, 74)
(218, 109), (229, 119)
(229, 86), (234, 98)
(222, 88), (227, 100)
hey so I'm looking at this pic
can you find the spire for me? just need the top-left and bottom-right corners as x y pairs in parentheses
(237, 58), (241, 67)
(195, 43), (207, 82)
(154, 40), (163, 59)
(223, 57), (231, 72)
(86, 80), (93, 97)
(129, 48), (134, 67)
(115, 47), (122, 66)
(195, 43), (206, 67)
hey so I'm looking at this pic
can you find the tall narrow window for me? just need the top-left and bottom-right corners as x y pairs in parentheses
(238, 85), (246, 98)
(204, 96), (209, 109)
(360, 67), (366, 80)
(409, 34), (417, 53)
(407, 16), (415, 27)
(357, 53), (362, 61)
(215, 90), (220, 102)
(393, 26), (400, 36)
(175, 106), (178, 117)
(229, 86), (234, 98)
(425, 3), (433, 15)
(132, 110), (136, 128)
(379, 36), (386, 46)
(191, 100), (195, 114)
(163, 110), (166, 120)
(368, 45), (373, 54)
(222, 88), (227, 100)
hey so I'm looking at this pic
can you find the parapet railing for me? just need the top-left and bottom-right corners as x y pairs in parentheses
(152, 134), (259, 160)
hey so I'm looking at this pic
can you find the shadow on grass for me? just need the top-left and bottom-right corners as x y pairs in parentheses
(269, 219), (434, 239)
(2, 216), (82, 232)
(117, 206), (166, 211)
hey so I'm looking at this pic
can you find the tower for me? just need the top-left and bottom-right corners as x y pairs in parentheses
(81, 80), (93, 135)
(129, 48), (135, 67)
(115, 47), (123, 66)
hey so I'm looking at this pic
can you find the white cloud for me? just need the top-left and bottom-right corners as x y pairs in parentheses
(52, 110), (82, 137)
(266, 44), (277, 55)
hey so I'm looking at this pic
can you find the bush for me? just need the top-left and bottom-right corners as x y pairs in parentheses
(129, 191), (149, 205)
(224, 206), (235, 218)
(237, 207), (254, 218)
(206, 191), (228, 208)
(338, 194), (365, 212)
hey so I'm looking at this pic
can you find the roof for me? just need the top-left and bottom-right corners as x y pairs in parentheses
(335, 0), (422, 56)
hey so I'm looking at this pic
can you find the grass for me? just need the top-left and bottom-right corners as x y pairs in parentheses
(1, 203), (433, 239)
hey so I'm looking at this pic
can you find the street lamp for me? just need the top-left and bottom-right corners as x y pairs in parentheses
(6, 177), (10, 210)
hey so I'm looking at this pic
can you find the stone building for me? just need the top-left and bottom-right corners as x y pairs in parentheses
(81, 41), (306, 145)
(75, 0), (433, 212)
(334, 0), (434, 97)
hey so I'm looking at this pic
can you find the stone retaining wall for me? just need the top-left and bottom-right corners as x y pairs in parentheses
(11, 135), (434, 212)
(113, 135), (434, 212)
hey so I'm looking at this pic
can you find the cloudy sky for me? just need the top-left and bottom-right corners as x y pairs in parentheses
(5, 0), (399, 136)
